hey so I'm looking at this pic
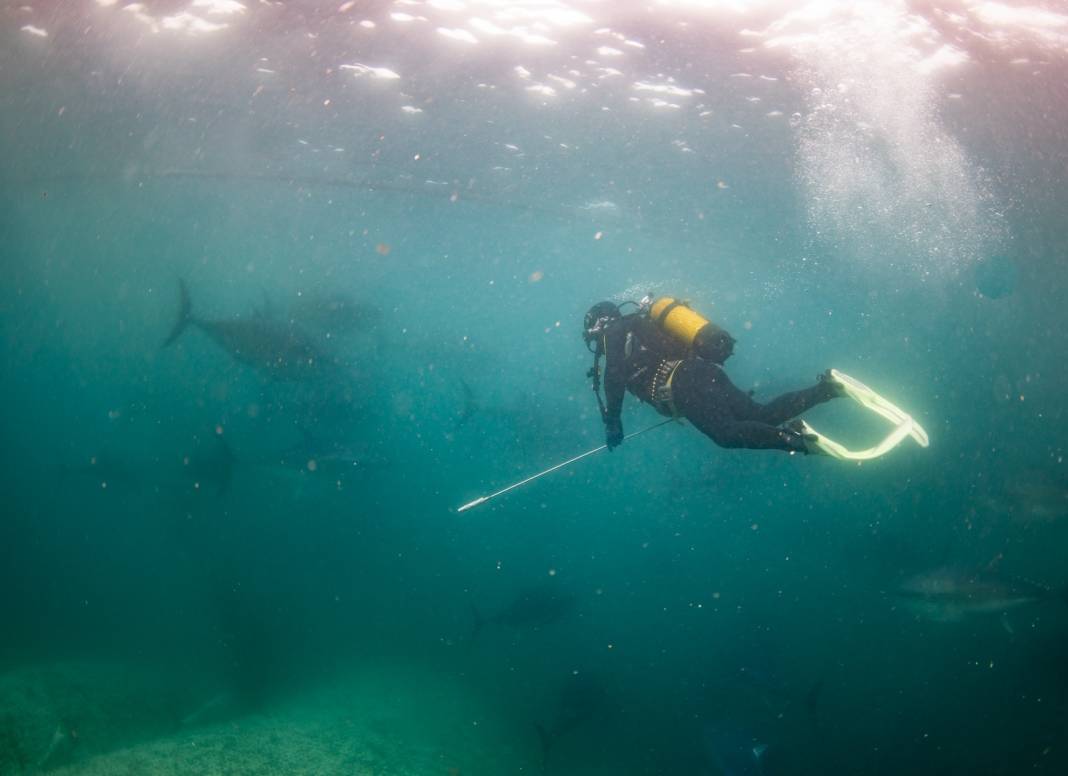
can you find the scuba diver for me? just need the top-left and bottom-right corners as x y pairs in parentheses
(583, 296), (843, 454)
(456, 296), (927, 512)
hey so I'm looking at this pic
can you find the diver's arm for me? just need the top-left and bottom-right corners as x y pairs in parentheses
(601, 326), (627, 448)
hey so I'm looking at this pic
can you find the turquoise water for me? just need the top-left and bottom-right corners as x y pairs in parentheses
(3, 2), (1068, 774)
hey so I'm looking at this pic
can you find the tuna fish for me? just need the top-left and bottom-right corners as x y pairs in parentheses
(470, 585), (577, 640)
(163, 280), (339, 381)
(893, 567), (1068, 622)
(286, 292), (382, 336)
(259, 431), (390, 479)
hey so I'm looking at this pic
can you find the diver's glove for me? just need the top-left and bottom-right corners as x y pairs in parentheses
(605, 418), (624, 450)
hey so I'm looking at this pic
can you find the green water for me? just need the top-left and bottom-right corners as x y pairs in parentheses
(3, 2), (1068, 774)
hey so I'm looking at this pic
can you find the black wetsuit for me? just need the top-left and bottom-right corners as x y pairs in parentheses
(598, 314), (837, 453)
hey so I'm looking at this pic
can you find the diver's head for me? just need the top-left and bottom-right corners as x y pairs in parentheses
(583, 301), (621, 351)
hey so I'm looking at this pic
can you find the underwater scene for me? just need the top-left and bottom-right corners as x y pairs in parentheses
(2, 1), (1067, 774)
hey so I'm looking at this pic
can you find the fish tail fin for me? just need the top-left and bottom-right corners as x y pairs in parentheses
(163, 279), (193, 347)
(456, 379), (478, 429)
(461, 378), (475, 406)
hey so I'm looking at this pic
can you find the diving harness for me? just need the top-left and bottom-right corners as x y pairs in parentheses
(586, 296), (687, 422)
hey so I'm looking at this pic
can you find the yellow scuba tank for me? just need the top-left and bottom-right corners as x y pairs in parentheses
(648, 297), (735, 364)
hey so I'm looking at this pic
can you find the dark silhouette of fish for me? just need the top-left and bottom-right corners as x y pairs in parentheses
(894, 567), (1068, 621)
(470, 586), (576, 640)
(455, 378), (478, 429)
(535, 672), (606, 773)
(259, 430), (391, 479)
(975, 468), (1068, 526)
(163, 280), (339, 381)
(287, 292), (382, 336)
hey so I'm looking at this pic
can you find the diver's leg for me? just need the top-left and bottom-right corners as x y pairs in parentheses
(750, 380), (839, 425)
(676, 361), (836, 425)
(672, 361), (808, 453)
(695, 417), (809, 452)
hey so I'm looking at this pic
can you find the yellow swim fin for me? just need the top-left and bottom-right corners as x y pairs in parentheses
(798, 369), (929, 460)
